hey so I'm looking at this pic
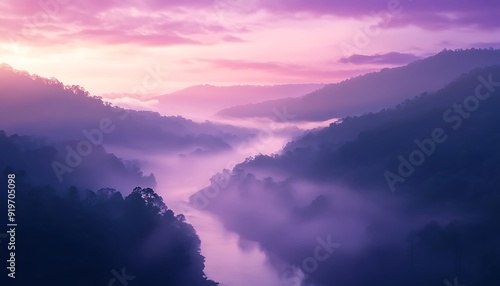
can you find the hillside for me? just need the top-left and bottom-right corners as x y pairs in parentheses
(217, 49), (500, 122)
(0, 130), (155, 191)
(0, 128), (219, 285)
(195, 64), (500, 286)
(0, 64), (252, 155)
(0, 175), (218, 286)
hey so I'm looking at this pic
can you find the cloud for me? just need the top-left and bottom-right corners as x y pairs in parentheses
(339, 52), (422, 65)
(102, 96), (160, 111)
(259, 0), (500, 30)
(0, 0), (248, 47)
(222, 35), (246, 42)
(60, 28), (201, 46)
(2, 0), (498, 49)
(196, 58), (374, 81)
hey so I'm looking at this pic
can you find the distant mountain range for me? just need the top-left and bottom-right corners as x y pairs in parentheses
(217, 49), (500, 121)
(0, 64), (254, 155)
(153, 84), (324, 118)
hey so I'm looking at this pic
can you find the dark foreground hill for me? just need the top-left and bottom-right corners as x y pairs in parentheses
(0, 132), (218, 286)
(195, 65), (500, 286)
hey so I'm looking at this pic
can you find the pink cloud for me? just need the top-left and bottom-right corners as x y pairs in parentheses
(259, 0), (500, 30)
(196, 58), (374, 81)
(0, 0), (246, 47)
(1, 0), (497, 95)
(61, 28), (201, 46)
(2, 0), (498, 49)
(221, 35), (246, 42)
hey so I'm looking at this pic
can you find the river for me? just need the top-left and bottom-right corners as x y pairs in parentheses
(148, 138), (293, 286)
(133, 119), (337, 285)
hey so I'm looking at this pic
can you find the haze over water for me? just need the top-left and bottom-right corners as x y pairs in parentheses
(121, 115), (337, 286)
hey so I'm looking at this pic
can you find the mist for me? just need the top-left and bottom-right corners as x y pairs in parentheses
(3, 49), (500, 286)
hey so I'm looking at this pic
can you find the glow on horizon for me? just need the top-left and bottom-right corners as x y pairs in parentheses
(0, 0), (499, 95)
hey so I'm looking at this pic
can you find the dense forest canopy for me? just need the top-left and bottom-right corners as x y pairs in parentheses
(0, 129), (218, 286)
(195, 64), (500, 286)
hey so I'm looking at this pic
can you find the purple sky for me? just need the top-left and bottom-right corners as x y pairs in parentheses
(1, 0), (499, 95)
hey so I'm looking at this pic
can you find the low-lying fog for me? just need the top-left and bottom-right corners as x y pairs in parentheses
(105, 112), (337, 286)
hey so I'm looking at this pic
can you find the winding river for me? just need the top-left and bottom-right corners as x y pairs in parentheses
(136, 119), (336, 285)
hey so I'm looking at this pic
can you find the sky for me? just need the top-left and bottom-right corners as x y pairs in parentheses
(0, 0), (499, 95)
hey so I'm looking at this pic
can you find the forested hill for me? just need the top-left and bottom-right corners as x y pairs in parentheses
(195, 64), (500, 286)
(0, 131), (218, 286)
(217, 49), (500, 122)
(0, 64), (249, 155)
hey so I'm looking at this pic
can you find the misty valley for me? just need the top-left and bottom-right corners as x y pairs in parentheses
(2, 10), (500, 285)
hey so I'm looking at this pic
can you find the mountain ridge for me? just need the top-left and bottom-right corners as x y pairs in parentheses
(217, 48), (500, 122)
